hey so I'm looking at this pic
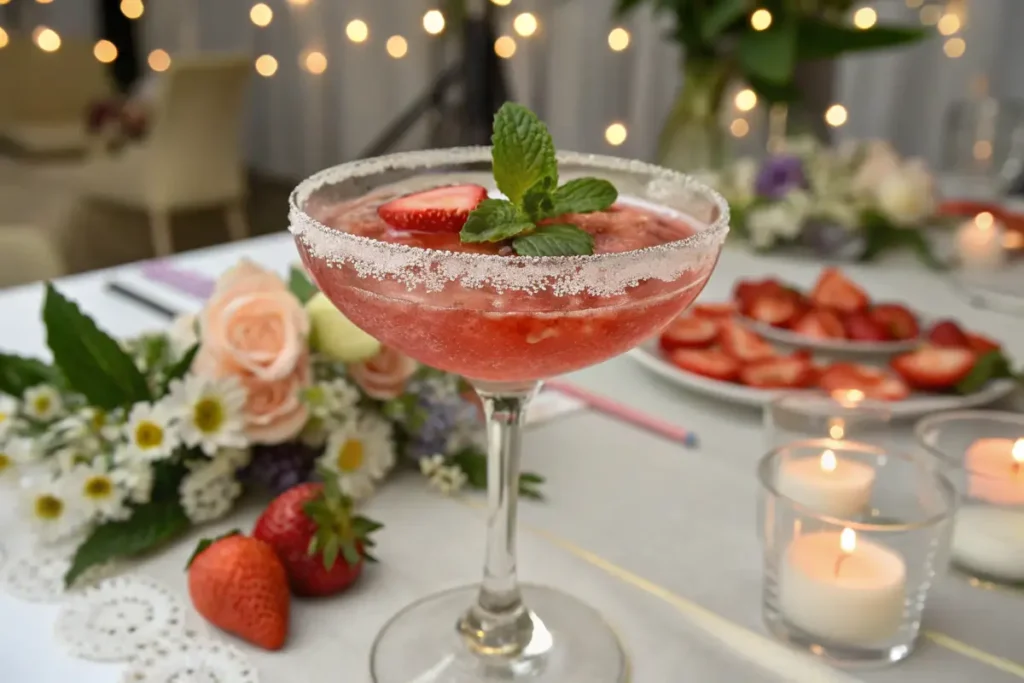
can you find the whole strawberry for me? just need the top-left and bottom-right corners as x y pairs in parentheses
(186, 531), (290, 650)
(252, 476), (383, 597)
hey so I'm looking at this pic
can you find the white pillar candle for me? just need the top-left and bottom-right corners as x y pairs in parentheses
(779, 529), (906, 645)
(956, 211), (1006, 270)
(776, 449), (875, 518)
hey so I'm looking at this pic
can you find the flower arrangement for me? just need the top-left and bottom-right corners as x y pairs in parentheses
(0, 261), (541, 586)
(711, 138), (945, 265)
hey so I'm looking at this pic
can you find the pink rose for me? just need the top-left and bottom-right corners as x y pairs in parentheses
(195, 260), (312, 444)
(348, 347), (418, 400)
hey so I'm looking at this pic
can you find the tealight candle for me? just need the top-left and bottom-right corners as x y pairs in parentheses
(779, 529), (906, 645)
(956, 211), (1006, 270)
(776, 449), (875, 518)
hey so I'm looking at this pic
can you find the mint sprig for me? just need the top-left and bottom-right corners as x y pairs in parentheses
(461, 103), (618, 256)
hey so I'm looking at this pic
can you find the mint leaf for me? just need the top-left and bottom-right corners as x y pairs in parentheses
(0, 353), (63, 397)
(491, 103), (558, 204)
(461, 199), (535, 243)
(522, 176), (557, 221)
(956, 350), (1016, 396)
(289, 265), (319, 303)
(551, 178), (618, 216)
(513, 224), (595, 257)
(43, 284), (151, 410)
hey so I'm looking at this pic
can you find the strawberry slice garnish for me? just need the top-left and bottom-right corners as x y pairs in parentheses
(869, 304), (920, 341)
(819, 362), (910, 401)
(745, 292), (802, 328)
(719, 320), (775, 363)
(792, 309), (846, 340)
(890, 346), (976, 390)
(377, 184), (488, 233)
(966, 332), (1001, 355)
(659, 316), (718, 352)
(668, 348), (741, 382)
(691, 302), (737, 319)
(810, 267), (870, 314)
(926, 319), (971, 349)
(843, 311), (890, 342)
(740, 356), (817, 389)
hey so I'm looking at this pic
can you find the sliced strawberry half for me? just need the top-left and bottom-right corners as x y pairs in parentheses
(691, 302), (736, 319)
(740, 356), (817, 389)
(719, 321), (775, 363)
(926, 319), (971, 349)
(870, 304), (920, 341)
(745, 293), (802, 328)
(668, 349), (740, 383)
(659, 316), (718, 352)
(810, 267), (870, 314)
(966, 332), (1001, 355)
(792, 309), (846, 340)
(843, 311), (890, 342)
(891, 346), (976, 390)
(377, 184), (488, 232)
(733, 278), (785, 309)
(818, 362), (910, 401)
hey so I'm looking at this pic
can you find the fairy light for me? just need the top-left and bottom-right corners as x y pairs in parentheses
(853, 7), (877, 29)
(303, 50), (327, 74)
(386, 35), (408, 59)
(120, 0), (144, 20)
(148, 49), (171, 71)
(920, 5), (941, 25)
(938, 13), (961, 36)
(346, 19), (369, 43)
(36, 0), (54, 4)
(944, 37), (966, 58)
(423, 10), (445, 35)
(286, 0), (309, 5)
(973, 140), (993, 160)
(254, 54), (277, 77)
(734, 88), (757, 112)
(494, 35), (517, 58)
(729, 119), (750, 138)
(608, 27), (630, 51)
(605, 123), (627, 146)
(825, 104), (848, 127)
(35, 27), (61, 52)
(514, 12), (538, 37)
(250, 3), (273, 27)
(491, 0), (511, 5)
(93, 39), (118, 63)
(751, 9), (772, 31)
(975, 211), (995, 230)
(0, 28), (9, 49)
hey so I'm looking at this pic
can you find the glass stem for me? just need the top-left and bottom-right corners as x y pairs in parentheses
(458, 381), (539, 657)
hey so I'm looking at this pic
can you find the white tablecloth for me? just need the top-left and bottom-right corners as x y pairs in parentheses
(1, 234), (1023, 682)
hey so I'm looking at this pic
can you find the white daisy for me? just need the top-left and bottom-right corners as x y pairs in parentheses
(168, 375), (247, 456)
(123, 402), (179, 461)
(178, 453), (243, 523)
(70, 461), (130, 522)
(0, 394), (19, 439)
(20, 477), (87, 543)
(7, 436), (41, 465)
(318, 413), (395, 501)
(0, 445), (15, 481)
(111, 462), (154, 504)
(428, 465), (468, 496)
(303, 379), (359, 422)
(23, 385), (64, 422)
(55, 447), (96, 476)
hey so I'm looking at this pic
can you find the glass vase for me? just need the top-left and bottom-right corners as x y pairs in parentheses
(658, 60), (731, 173)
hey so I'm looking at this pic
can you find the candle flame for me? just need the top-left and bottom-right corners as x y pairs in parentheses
(975, 211), (995, 231)
(828, 419), (845, 440)
(1013, 439), (1024, 465)
(840, 527), (857, 554)
(820, 449), (838, 473)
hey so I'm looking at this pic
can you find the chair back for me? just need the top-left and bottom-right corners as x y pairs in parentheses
(0, 226), (66, 288)
(144, 54), (251, 209)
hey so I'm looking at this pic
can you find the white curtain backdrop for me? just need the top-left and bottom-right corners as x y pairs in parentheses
(10, 0), (1023, 180)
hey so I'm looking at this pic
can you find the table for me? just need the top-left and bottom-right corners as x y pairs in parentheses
(1, 234), (1022, 682)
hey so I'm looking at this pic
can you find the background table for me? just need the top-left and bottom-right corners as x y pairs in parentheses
(1, 235), (1022, 682)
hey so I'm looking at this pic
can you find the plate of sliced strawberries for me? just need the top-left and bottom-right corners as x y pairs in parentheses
(734, 267), (924, 355)
(630, 306), (1017, 418)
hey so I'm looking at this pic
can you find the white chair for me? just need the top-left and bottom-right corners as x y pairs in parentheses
(0, 225), (66, 288)
(76, 55), (252, 256)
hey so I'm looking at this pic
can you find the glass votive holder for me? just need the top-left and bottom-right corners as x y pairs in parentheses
(765, 391), (892, 451)
(758, 440), (956, 666)
(915, 410), (1024, 586)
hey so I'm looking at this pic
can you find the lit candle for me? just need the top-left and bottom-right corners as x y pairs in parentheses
(776, 449), (876, 518)
(779, 529), (906, 645)
(956, 211), (1006, 270)
(951, 438), (1024, 581)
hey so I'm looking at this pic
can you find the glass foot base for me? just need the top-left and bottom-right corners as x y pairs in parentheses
(370, 584), (629, 683)
(763, 609), (914, 668)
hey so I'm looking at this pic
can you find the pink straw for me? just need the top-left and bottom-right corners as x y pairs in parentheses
(544, 379), (698, 448)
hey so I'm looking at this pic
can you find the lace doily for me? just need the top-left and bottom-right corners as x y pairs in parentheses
(121, 635), (260, 683)
(0, 549), (74, 602)
(55, 575), (188, 661)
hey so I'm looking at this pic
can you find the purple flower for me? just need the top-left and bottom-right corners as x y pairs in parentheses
(755, 156), (807, 199)
(242, 443), (319, 495)
(401, 378), (478, 463)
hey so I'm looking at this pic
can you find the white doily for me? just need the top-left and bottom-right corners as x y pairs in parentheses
(0, 550), (73, 602)
(121, 635), (260, 683)
(56, 575), (188, 661)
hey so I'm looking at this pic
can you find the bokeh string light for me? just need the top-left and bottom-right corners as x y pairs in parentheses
(734, 88), (757, 112)
(944, 37), (965, 58)
(255, 54), (277, 77)
(93, 39), (118, 63)
(919, 5), (941, 25)
(825, 104), (848, 127)
(0, 27), (9, 49)
(605, 123), (627, 146)
(423, 10), (445, 35)
(303, 50), (327, 74)
(494, 35), (516, 58)
(491, 0), (511, 5)
(608, 27), (630, 51)
(148, 48), (171, 72)
(514, 12), (538, 37)
(346, 19), (369, 43)
(35, 27), (61, 52)
(937, 12), (961, 36)
(750, 9), (772, 31)
(729, 119), (750, 138)
(386, 35), (408, 59)
(853, 7), (877, 29)
(250, 3), (273, 27)
(120, 0), (143, 20)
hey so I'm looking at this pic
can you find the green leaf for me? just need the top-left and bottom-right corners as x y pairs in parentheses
(513, 224), (595, 257)
(160, 343), (199, 394)
(523, 176), (557, 221)
(67, 499), (190, 586)
(797, 18), (927, 61)
(745, 76), (801, 105)
(352, 516), (384, 537)
(322, 534), (341, 570)
(341, 539), (362, 566)
(0, 353), (63, 397)
(491, 102), (558, 205)
(289, 265), (319, 304)
(739, 17), (798, 85)
(956, 350), (1016, 396)
(461, 199), (536, 243)
(550, 178), (618, 216)
(700, 0), (748, 40)
(43, 284), (151, 410)
(612, 0), (647, 17)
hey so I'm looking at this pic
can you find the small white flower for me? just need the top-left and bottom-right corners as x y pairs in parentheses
(168, 375), (247, 456)
(428, 465), (468, 496)
(318, 413), (395, 501)
(20, 477), (87, 543)
(70, 461), (130, 522)
(178, 453), (243, 524)
(168, 313), (200, 355)
(419, 454), (446, 477)
(303, 379), (360, 422)
(124, 402), (179, 461)
(0, 394), (19, 438)
(112, 462), (155, 504)
(874, 159), (936, 226)
(7, 436), (41, 465)
(55, 447), (96, 475)
(23, 385), (63, 422)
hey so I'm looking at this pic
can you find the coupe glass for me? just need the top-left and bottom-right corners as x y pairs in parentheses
(289, 147), (729, 683)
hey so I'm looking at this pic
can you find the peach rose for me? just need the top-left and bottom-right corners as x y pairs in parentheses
(195, 260), (312, 443)
(348, 347), (418, 400)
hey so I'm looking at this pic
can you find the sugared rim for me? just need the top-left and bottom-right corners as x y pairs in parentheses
(287, 146), (730, 266)
(915, 410), (1024, 476)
